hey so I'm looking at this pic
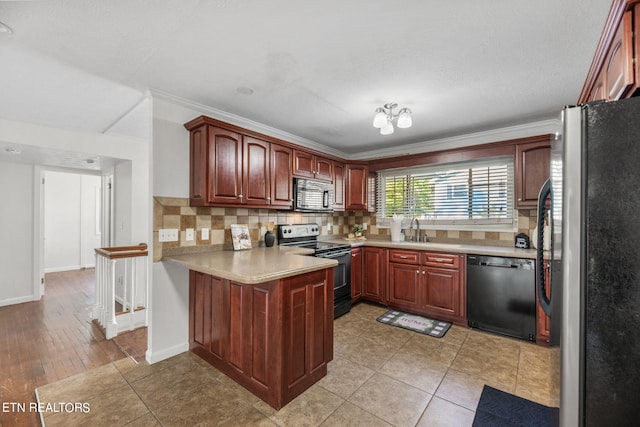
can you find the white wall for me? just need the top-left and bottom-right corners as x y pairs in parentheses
(43, 171), (102, 272)
(153, 118), (189, 197)
(0, 161), (35, 306)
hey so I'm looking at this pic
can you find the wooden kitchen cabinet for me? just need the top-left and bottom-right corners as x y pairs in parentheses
(333, 161), (345, 211)
(293, 149), (333, 182)
(515, 138), (551, 208)
(579, 2), (640, 103)
(362, 247), (387, 304)
(387, 249), (466, 325)
(536, 260), (552, 343)
(345, 163), (369, 211)
(189, 267), (334, 409)
(185, 117), (292, 208)
(350, 247), (363, 301)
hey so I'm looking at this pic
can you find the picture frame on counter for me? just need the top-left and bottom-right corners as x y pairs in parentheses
(231, 224), (252, 250)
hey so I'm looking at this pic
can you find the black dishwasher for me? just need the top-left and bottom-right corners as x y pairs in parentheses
(466, 255), (536, 341)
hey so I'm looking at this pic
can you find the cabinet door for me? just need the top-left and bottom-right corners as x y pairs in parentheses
(515, 139), (550, 207)
(388, 263), (421, 308)
(363, 247), (387, 303)
(315, 156), (333, 182)
(589, 71), (606, 102)
(345, 164), (369, 210)
(243, 136), (270, 205)
(605, 11), (634, 100)
(536, 260), (551, 343)
(189, 125), (208, 206)
(292, 149), (316, 179)
(350, 247), (363, 301)
(423, 267), (459, 317)
(189, 271), (226, 360)
(270, 143), (293, 208)
(333, 161), (345, 211)
(207, 126), (243, 204)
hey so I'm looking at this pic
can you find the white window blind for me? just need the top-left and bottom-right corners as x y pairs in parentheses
(376, 156), (514, 226)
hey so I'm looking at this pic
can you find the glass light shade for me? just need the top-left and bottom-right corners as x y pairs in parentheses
(373, 108), (387, 128)
(397, 108), (412, 128)
(380, 119), (394, 135)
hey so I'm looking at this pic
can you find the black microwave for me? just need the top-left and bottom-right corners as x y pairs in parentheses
(293, 178), (334, 212)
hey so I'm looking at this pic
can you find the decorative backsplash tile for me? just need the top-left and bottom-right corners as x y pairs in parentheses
(153, 197), (539, 261)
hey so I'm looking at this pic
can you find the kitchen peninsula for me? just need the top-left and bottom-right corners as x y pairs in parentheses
(164, 246), (337, 410)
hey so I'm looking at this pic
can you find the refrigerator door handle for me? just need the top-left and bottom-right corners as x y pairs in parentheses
(536, 178), (552, 316)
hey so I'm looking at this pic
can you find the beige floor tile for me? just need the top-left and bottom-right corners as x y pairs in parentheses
(317, 356), (375, 399)
(42, 384), (149, 427)
(348, 302), (389, 319)
(125, 413), (162, 426)
(320, 401), (392, 427)
(378, 351), (449, 394)
(348, 373), (431, 427)
(254, 384), (344, 427)
(219, 407), (278, 426)
(516, 341), (558, 407)
(36, 362), (127, 404)
(434, 369), (486, 411)
(338, 335), (398, 370)
(396, 333), (461, 366)
(416, 396), (475, 427)
(366, 321), (414, 348)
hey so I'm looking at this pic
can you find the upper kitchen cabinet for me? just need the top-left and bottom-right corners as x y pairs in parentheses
(579, 1), (640, 103)
(293, 149), (333, 182)
(185, 116), (292, 208)
(515, 137), (551, 208)
(333, 161), (345, 211)
(345, 163), (369, 211)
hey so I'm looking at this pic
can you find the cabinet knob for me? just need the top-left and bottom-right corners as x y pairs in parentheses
(422, 271), (426, 275)
(266, 197), (271, 201)
(416, 270), (419, 274)
(238, 194), (244, 199)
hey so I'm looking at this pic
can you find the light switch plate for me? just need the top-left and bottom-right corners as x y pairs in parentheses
(186, 228), (195, 241)
(159, 229), (179, 242)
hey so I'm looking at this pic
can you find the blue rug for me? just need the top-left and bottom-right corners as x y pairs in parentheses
(473, 385), (559, 427)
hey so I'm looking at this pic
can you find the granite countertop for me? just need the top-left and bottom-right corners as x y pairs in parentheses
(163, 246), (338, 284)
(323, 237), (541, 259)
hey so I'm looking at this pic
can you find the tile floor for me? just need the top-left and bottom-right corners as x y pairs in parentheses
(35, 302), (558, 427)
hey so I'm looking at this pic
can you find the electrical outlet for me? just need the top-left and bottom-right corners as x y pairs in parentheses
(186, 228), (195, 241)
(159, 229), (179, 242)
(201, 228), (209, 240)
(363, 223), (368, 230)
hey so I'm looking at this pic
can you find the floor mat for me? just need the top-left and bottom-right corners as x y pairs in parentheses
(376, 310), (451, 338)
(473, 385), (559, 427)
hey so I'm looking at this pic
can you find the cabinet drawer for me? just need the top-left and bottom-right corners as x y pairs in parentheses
(422, 252), (460, 269)
(389, 250), (420, 265)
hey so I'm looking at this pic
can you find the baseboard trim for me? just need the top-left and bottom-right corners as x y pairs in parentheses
(44, 265), (82, 273)
(0, 294), (38, 307)
(145, 342), (189, 364)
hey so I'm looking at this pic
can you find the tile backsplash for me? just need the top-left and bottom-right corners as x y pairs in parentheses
(154, 197), (538, 261)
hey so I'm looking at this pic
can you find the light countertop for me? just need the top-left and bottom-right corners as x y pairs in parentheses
(163, 245), (338, 284)
(323, 237), (540, 259)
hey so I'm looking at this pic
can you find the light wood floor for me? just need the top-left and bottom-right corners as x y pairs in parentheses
(0, 269), (127, 427)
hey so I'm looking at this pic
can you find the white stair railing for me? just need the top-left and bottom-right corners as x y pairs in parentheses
(93, 243), (148, 339)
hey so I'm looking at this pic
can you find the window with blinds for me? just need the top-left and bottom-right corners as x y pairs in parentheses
(376, 156), (514, 226)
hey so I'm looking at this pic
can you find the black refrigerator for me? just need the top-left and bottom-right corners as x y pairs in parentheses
(543, 96), (640, 426)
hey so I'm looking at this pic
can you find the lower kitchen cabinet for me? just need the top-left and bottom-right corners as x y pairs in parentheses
(536, 260), (551, 343)
(387, 249), (466, 325)
(362, 247), (387, 304)
(189, 268), (333, 409)
(350, 247), (363, 301)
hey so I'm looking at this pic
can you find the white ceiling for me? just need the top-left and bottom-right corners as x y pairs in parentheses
(0, 0), (612, 159)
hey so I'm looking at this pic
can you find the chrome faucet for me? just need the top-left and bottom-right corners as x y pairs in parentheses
(410, 217), (420, 241)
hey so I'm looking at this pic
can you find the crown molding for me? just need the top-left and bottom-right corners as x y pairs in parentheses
(349, 118), (561, 160)
(149, 89), (349, 159)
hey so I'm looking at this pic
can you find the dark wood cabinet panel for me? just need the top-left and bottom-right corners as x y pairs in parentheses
(423, 267), (459, 317)
(270, 143), (293, 208)
(605, 10), (634, 100)
(292, 149), (333, 182)
(243, 136), (270, 206)
(363, 247), (387, 303)
(189, 126), (208, 206)
(389, 249), (420, 265)
(189, 268), (332, 410)
(388, 263), (421, 308)
(350, 247), (363, 301)
(515, 138), (551, 208)
(536, 260), (551, 344)
(333, 161), (345, 211)
(345, 164), (369, 210)
(207, 127), (243, 204)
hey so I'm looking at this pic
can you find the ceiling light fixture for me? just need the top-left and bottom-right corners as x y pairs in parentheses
(372, 102), (412, 135)
(5, 147), (21, 154)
